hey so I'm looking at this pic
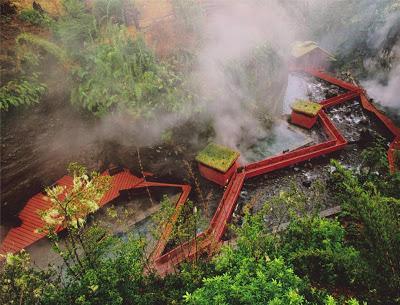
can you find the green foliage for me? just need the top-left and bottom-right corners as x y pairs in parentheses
(185, 257), (307, 305)
(41, 163), (111, 232)
(55, 236), (152, 305)
(52, 0), (98, 57)
(0, 250), (58, 305)
(0, 76), (46, 111)
(38, 163), (112, 281)
(169, 200), (204, 250)
(280, 217), (361, 287)
(331, 160), (400, 304)
(151, 194), (176, 240)
(395, 149), (400, 168)
(6, 0), (190, 117)
(71, 26), (188, 117)
(152, 195), (204, 255)
(358, 137), (400, 198)
(16, 33), (69, 66)
(19, 9), (53, 27)
(185, 182), (361, 304)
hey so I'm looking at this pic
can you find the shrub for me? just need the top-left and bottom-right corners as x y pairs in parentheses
(19, 8), (53, 27)
(184, 257), (308, 305)
(52, 0), (98, 57)
(281, 217), (362, 287)
(71, 26), (189, 116)
(0, 251), (58, 305)
(331, 160), (400, 304)
(0, 76), (46, 111)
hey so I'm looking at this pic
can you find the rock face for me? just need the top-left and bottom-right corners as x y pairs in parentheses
(0, 100), (101, 226)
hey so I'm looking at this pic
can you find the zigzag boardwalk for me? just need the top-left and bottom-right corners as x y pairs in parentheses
(150, 68), (400, 275)
(1, 68), (399, 276)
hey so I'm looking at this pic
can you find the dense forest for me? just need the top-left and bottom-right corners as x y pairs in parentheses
(0, 0), (399, 304)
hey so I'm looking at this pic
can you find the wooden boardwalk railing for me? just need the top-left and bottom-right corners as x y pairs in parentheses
(150, 68), (400, 275)
(0, 170), (191, 256)
(1, 68), (398, 276)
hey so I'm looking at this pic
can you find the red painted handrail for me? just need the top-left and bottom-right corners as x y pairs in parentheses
(150, 68), (399, 275)
(1, 68), (398, 276)
(0, 170), (191, 256)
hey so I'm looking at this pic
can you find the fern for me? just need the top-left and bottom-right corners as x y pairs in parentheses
(71, 25), (189, 117)
(0, 76), (46, 111)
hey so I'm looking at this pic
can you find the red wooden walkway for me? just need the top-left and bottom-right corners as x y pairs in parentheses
(150, 68), (400, 275)
(0, 169), (191, 255)
(1, 68), (398, 276)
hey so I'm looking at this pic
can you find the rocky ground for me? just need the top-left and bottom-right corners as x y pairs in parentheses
(230, 78), (393, 234)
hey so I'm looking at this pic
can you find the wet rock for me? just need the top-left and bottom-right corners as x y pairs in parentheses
(359, 128), (374, 144)
(305, 162), (313, 169)
(239, 190), (248, 199)
(360, 117), (369, 125)
(345, 108), (353, 116)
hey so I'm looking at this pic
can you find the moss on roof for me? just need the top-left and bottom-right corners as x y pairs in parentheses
(195, 143), (240, 172)
(291, 100), (322, 117)
(291, 41), (336, 60)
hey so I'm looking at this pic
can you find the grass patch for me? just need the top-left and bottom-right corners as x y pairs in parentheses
(195, 143), (239, 172)
(291, 99), (322, 117)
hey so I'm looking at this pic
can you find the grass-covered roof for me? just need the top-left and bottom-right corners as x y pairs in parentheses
(195, 143), (240, 172)
(291, 100), (322, 117)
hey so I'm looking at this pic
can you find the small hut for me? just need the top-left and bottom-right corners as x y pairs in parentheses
(196, 143), (240, 186)
(290, 100), (322, 129)
(291, 41), (335, 70)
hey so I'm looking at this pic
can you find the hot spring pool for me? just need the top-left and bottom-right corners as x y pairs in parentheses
(242, 120), (312, 163)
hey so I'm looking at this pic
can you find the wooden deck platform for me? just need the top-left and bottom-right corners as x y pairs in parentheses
(0, 169), (191, 255)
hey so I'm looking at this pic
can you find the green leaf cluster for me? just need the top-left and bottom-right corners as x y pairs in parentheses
(71, 26), (188, 117)
(0, 250), (57, 305)
(331, 157), (400, 304)
(0, 76), (46, 111)
(19, 9), (53, 27)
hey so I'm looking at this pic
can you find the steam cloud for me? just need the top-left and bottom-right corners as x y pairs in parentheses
(362, 11), (400, 111)
(37, 0), (400, 164)
(193, 1), (305, 152)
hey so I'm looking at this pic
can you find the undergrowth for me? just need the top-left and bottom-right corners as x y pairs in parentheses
(0, 75), (46, 111)
(18, 9), (53, 27)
